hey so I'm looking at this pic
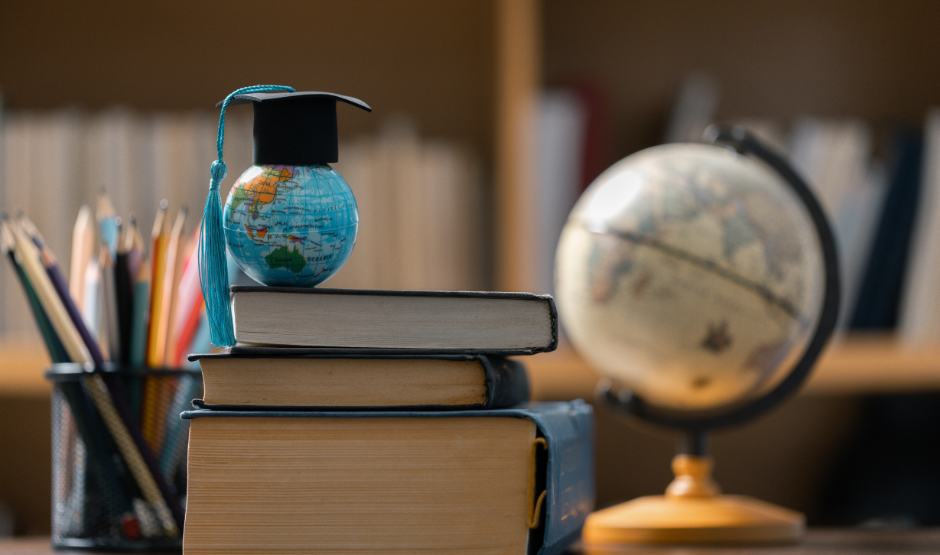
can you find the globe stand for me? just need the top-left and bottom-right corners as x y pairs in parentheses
(584, 435), (803, 545)
(577, 125), (841, 547)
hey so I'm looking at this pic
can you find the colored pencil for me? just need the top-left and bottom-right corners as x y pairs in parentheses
(146, 200), (169, 368)
(0, 222), (68, 363)
(69, 205), (94, 311)
(125, 213), (145, 288)
(81, 258), (101, 338)
(97, 191), (119, 258)
(129, 258), (151, 371)
(17, 213), (106, 366)
(99, 239), (119, 363)
(160, 207), (188, 366)
(115, 222), (134, 365)
(170, 226), (203, 367)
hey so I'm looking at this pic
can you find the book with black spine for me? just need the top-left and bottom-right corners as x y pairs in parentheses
(230, 286), (558, 355)
(189, 348), (530, 410)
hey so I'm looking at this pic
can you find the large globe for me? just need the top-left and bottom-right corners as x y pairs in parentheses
(223, 164), (358, 287)
(555, 143), (826, 411)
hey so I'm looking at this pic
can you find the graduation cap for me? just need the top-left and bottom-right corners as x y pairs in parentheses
(218, 91), (372, 166)
(200, 85), (372, 349)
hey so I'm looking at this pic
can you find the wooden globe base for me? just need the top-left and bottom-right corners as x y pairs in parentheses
(583, 455), (804, 545)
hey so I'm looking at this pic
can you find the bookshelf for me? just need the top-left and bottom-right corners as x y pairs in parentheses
(0, 0), (937, 394)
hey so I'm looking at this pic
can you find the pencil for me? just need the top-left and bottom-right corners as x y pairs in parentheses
(69, 205), (94, 311)
(170, 226), (203, 367)
(115, 223), (134, 365)
(97, 191), (119, 258)
(99, 238), (119, 363)
(17, 214), (106, 366)
(0, 222), (68, 363)
(146, 200), (169, 367)
(5, 215), (92, 364)
(142, 201), (169, 453)
(81, 257), (101, 339)
(128, 259), (151, 419)
(129, 259), (151, 370)
(125, 213), (145, 287)
(160, 206), (188, 365)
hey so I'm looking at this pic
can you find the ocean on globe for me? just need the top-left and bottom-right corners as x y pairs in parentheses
(223, 164), (358, 287)
(555, 143), (825, 410)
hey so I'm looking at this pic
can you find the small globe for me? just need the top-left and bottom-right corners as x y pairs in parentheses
(555, 143), (826, 411)
(223, 164), (358, 287)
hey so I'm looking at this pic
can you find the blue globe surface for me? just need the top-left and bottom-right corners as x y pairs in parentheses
(223, 164), (358, 287)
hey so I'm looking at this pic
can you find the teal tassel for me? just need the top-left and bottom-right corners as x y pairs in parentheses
(200, 84), (295, 347)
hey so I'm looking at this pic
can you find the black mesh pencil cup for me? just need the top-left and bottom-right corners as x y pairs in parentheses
(47, 363), (202, 552)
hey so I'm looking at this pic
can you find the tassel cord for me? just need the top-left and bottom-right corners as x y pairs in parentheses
(199, 84), (295, 347)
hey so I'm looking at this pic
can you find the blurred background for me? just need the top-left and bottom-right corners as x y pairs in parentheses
(2, 0), (940, 536)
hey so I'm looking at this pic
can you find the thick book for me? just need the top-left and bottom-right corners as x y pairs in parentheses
(181, 401), (594, 555)
(230, 286), (558, 355)
(188, 348), (530, 410)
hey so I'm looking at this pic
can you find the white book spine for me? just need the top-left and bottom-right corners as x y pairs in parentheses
(899, 109), (940, 347)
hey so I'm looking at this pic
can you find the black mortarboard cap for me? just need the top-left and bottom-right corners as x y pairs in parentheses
(217, 91), (371, 166)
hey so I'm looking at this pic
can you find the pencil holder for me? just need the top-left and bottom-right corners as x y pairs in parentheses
(46, 363), (202, 552)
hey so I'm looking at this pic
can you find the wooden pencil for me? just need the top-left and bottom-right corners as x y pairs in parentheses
(97, 191), (119, 257)
(129, 259), (151, 370)
(0, 222), (68, 363)
(99, 239), (119, 363)
(115, 225), (134, 366)
(17, 214), (106, 366)
(69, 205), (94, 311)
(142, 201), (169, 453)
(160, 206), (188, 366)
(170, 226), (203, 367)
(146, 200), (169, 368)
(125, 213), (145, 287)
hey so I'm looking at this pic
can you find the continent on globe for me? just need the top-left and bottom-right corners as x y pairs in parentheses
(265, 245), (307, 274)
(231, 167), (294, 215)
(245, 224), (269, 242)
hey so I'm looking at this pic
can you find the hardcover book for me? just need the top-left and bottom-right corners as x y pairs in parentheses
(182, 401), (594, 555)
(189, 348), (530, 410)
(230, 286), (558, 354)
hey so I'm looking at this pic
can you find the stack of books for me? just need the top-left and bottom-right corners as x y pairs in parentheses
(182, 286), (595, 555)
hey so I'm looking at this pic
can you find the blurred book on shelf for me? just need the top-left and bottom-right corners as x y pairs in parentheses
(332, 116), (485, 292)
(848, 129), (923, 332)
(787, 117), (884, 330)
(899, 110), (940, 348)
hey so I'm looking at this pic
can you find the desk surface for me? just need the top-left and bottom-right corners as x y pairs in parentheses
(3, 530), (940, 554)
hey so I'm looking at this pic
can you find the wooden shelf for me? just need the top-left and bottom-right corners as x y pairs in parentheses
(3, 333), (940, 399)
(527, 333), (940, 402)
(0, 339), (52, 397)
